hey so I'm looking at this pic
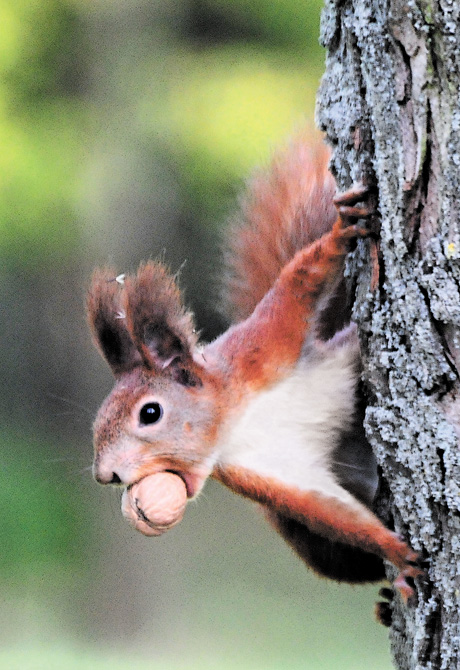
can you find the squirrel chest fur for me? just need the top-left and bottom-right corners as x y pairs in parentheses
(87, 138), (422, 615)
(217, 333), (367, 496)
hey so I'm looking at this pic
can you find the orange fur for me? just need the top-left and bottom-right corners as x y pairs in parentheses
(223, 138), (336, 319)
(213, 463), (422, 602)
(213, 463), (416, 567)
(211, 209), (363, 391)
(222, 137), (349, 339)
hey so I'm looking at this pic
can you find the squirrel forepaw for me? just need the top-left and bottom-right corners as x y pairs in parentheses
(332, 183), (377, 246)
(393, 561), (425, 605)
(335, 182), (375, 221)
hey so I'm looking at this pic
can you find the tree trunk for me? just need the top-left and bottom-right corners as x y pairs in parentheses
(317, 1), (460, 668)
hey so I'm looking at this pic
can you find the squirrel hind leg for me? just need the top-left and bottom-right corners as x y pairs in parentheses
(375, 588), (394, 627)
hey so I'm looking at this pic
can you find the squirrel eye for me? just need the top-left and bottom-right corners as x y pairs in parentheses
(139, 402), (163, 426)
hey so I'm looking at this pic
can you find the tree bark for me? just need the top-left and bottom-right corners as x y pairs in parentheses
(317, 1), (460, 668)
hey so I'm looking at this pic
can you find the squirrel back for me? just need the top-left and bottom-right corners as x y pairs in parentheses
(222, 136), (348, 338)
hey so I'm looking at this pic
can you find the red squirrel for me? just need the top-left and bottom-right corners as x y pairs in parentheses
(87, 137), (422, 615)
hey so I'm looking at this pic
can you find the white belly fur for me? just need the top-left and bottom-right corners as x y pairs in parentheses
(217, 341), (359, 498)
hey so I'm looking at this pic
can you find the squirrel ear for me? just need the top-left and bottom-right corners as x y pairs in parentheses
(87, 269), (142, 375)
(123, 262), (201, 386)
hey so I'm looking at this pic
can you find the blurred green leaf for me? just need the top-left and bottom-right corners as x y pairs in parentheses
(0, 0), (83, 100)
(141, 46), (322, 221)
(0, 104), (86, 268)
(0, 0), (87, 269)
(197, 0), (325, 50)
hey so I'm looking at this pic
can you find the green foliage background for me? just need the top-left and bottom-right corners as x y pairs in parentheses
(0, 1), (392, 667)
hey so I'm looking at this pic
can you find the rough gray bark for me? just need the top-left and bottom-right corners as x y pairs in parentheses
(317, 1), (460, 668)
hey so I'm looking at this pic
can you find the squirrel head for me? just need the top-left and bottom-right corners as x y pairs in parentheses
(87, 262), (221, 498)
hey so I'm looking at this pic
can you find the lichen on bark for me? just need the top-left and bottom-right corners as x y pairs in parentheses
(317, 0), (460, 668)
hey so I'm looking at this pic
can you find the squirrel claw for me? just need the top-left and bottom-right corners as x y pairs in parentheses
(393, 563), (425, 605)
(375, 561), (424, 625)
(337, 204), (373, 220)
(333, 182), (370, 206)
(334, 183), (376, 236)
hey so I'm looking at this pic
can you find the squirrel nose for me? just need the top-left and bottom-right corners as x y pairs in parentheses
(93, 460), (123, 485)
(95, 470), (122, 485)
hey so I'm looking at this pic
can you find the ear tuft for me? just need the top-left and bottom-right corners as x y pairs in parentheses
(86, 268), (141, 375)
(123, 261), (199, 381)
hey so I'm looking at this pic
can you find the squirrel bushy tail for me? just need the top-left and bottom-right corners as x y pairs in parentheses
(222, 135), (350, 338)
